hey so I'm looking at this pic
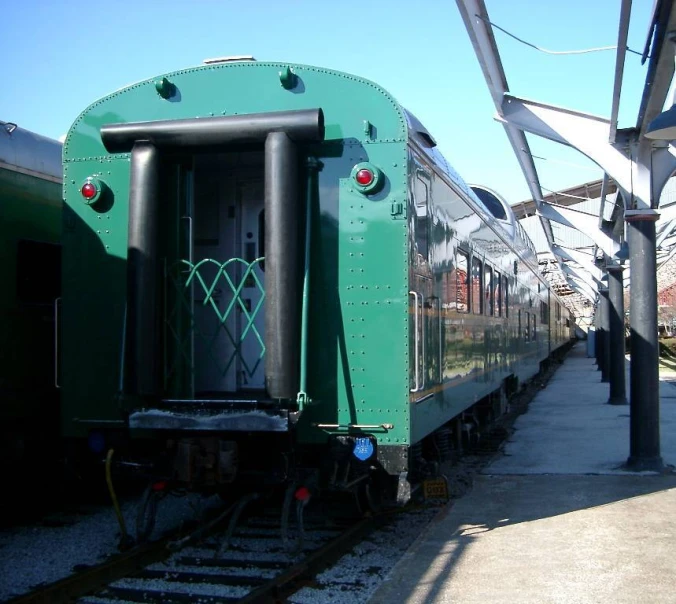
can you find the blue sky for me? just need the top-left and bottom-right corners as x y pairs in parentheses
(2, 0), (653, 204)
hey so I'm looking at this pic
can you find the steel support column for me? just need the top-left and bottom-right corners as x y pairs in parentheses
(598, 286), (610, 382)
(607, 265), (628, 405)
(595, 298), (603, 369)
(626, 212), (663, 471)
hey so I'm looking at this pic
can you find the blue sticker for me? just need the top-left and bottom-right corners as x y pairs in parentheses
(353, 438), (374, 461)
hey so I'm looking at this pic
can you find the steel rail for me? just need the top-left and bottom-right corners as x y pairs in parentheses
(237, 515), (379, 604)
(9, 504), (381, 604)
(7, 530), (179, 604)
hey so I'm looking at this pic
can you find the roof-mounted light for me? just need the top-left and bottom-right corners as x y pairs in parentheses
(203, 55), (257, 64)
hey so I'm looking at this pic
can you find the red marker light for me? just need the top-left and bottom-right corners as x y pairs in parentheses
(355, 169), (374, 186)
(350, 163), (382, 194)
(294, 486), (311, 502)
(81, 182), (97, 200)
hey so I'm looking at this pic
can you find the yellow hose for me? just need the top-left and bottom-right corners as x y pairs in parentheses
(105, 448), (131, 547)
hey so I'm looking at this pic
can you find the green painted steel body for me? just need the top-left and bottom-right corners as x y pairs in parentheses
(61, 62), (410, 447)
(61, 62), (572, 468)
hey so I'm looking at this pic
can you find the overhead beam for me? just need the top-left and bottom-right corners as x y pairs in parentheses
(636, 0), (676, 134)
(609, 0), (632, 143)
(562, 264), (601, 295)
(539, 202), (619, 257)
(455, 0), (556, 248)
(500, 95), (676, 211)
(551, 244), (604, 282)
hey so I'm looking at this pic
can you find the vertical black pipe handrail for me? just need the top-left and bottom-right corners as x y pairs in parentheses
(126, 142), (161, 398)
(265, 132), (299, 399)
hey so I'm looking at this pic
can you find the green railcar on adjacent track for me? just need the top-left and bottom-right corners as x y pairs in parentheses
(61, 61), (573, 500)
(0, 122), (62, 480)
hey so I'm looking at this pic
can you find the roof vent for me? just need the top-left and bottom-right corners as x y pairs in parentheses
(470, 185), (509, 221)
(203, 55), (257, 64)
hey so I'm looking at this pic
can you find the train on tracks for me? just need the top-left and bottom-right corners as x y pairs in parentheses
(0, 121), (62, 491)
(59, 59), (574, 507)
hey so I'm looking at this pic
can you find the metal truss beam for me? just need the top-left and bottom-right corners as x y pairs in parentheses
(551, 245), (603, 282)
(657, 216), (676, 249)
(566, 275), (597, 302)
(500, 95), (676, 211)
(562, 264), (601, 296)
(455, 0), (556, 249)
(609, 0), (632, 143)
(539, 202), (618, 257)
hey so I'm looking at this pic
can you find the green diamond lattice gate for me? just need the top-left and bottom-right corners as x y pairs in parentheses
(164, 256), (266, 397)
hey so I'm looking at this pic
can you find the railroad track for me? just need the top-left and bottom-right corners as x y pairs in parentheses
(8, 492), (381, 604)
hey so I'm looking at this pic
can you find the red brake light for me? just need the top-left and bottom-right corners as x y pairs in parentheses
(355, 168), (374, 186)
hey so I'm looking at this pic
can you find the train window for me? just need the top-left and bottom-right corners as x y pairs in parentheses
(532, 314), (537, 340)
(522, 310), (529, 341)
(494, 271), (501, 317)
(503, 275), (509, 318)
(16, 240), (62, 305)
(518, 309), (521, 336)
(540, 301), (549, 324)
(471, 257), (483, 314)
(454, 251), (469, 313)
(484, 265), (493, 316)
(414, 169), (430, 262)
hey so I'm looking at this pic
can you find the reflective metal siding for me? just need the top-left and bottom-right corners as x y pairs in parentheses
(0, 124), (62, 181)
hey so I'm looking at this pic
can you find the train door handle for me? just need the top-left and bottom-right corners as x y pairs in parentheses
(54, 297), (61, 389)
(420, 292), (426, 388)
(409, 291), (422, 393)
(433, 296), (442, 381)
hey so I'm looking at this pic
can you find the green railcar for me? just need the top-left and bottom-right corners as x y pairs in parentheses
(61, 61), (572, 499)
(0, 121), (62, 478)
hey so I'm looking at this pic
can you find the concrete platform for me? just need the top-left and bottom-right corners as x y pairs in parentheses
(369, 342), (676, 603)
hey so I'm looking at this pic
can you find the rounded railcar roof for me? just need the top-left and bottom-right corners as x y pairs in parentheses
(64, 62), (410, 160)
(0, 122), (62, 182)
